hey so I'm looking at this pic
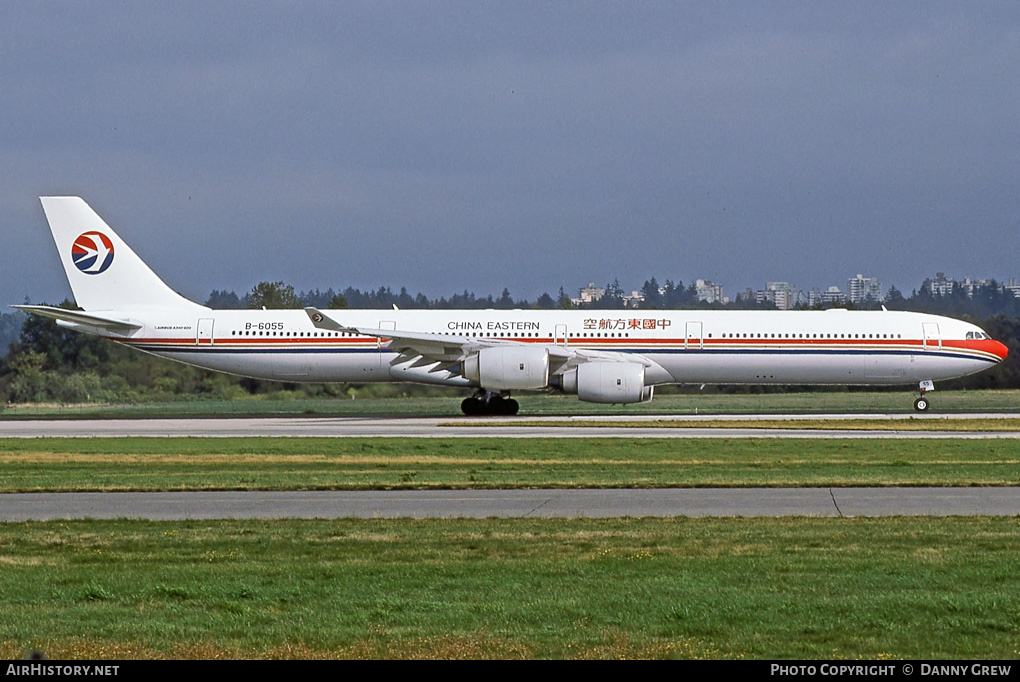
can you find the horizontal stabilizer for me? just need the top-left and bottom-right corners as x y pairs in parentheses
(13, 305), (141, 331)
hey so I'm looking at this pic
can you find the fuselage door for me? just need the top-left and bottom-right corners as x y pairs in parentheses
(554, 324), (568, 346)
(685, 321), (703, 350)
(922, 322), (941, 350)
(197, 318), (215, 345)
(377, 320), (396, 348)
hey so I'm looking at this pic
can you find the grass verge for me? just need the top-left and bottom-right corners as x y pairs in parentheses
(454, 418), (1020, 431)
(0, 517), (1017, 659)
(1, 437), (1019, 491)
(2, 389), (1018, 419)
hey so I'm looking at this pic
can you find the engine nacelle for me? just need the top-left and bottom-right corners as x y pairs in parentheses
(559, 361), (654, 404)
(462, 346), (550, 390)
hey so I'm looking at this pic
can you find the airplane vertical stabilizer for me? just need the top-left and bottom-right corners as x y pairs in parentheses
(39, 197), (204, 312)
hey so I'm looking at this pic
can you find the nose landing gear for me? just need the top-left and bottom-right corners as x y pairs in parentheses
(913, 379), (935, 412)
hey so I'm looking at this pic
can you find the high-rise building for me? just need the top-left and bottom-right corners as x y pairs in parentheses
(926, 272), (955, 297)
(572, 282), (605, 306)
(764, 282), (801, 310)
(822, 285), (847, 306)
(622, 291), (646, 307)
(695, 279), (725, 304)
(847, 274), (882, 304)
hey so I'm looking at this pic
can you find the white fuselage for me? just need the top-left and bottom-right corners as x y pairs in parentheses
(27, 197), (1009, 411)
(94, 307), (1005, 389)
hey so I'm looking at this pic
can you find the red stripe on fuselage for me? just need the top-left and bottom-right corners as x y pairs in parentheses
(943, 338), (1009, 360)
(115, 335), (1007, 360)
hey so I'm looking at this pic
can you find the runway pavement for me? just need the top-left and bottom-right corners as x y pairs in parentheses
(2, 413), (1020, 438)
(2, 487), (1018, 520)
(2, 414), (1017, 520)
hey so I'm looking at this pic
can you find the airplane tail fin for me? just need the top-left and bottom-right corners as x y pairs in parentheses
(39, 197), (203, 312)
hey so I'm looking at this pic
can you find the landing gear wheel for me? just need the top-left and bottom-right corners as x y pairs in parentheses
(461, 397), (483, 416)
(913, 396), (930, 412)
(460, 394), (521, 416)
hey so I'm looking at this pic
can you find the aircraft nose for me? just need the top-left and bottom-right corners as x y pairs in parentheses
(991, 340), (1009, 362)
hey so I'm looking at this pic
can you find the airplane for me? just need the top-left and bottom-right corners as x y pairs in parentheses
(14, 196), (1009, 415)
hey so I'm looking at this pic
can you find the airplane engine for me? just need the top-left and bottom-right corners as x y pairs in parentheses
(558, 361), (653, 404)
(462, 346), (550, 390)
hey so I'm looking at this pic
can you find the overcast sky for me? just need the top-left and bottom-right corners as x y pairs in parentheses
(3, 1), (1019, 309)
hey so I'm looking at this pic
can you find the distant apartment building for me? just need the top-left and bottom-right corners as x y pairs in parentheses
(958, 276), (1004, 297)
(808, 287), (822, 308)
(822, 285), (847, 306)
(926, 272), (955, 297)
(763, 282), (802, 310)
(847, 274), (882, 304)
(571, 282), (605, 307)
(925, 273), (1020, 299)
(622, 291), (646, 307)
(695, 279), (725, 304)
(736, 284), (795, 309)
(808, 285), (847, 307)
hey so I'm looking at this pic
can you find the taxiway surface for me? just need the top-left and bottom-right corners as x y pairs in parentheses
(3, 414), (1017, 520)
(2, 487), (1018, 520)
(2, 413), (1020, 438)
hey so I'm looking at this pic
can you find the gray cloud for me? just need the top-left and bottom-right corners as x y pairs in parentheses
(3, 1), (1019, 308)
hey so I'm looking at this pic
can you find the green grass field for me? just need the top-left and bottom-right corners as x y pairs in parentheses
(2, 437), (1019, 491)
(2, 388), (1017, 419)
(1, 517), (1017, 659)
(2, 394), (1018, 660)
(455, 417), (1020, 431)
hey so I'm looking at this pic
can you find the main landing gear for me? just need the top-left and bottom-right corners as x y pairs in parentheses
(461, 390), (520, 416)
(913, 379), (935, 412)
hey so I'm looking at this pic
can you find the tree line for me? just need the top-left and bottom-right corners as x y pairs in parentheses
(208, 282), (577, 311)
(1, 277), (1019, 404)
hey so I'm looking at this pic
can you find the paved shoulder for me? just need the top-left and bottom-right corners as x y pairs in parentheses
(1, 487), (1017, 521)
(3, 414), (1020, 438)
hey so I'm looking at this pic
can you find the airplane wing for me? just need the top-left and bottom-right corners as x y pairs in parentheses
(13, 305), (142, 331)
(303, 307), (661, 372)
(304, 306), (543, 364)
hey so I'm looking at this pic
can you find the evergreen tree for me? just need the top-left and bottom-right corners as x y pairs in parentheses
(557, 287), (573, 310)
(535, 292), (555, 309)
(495, 288), (515, 309)
(885, 286), (906, 309)
(640, 277), (663, 308)
(328, 292), (349, 309)
(205, 290), (243, 308)
(248, 281), (300, 309)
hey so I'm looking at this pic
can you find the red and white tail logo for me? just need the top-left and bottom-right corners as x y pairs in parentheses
(71, 231), (115, 274)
